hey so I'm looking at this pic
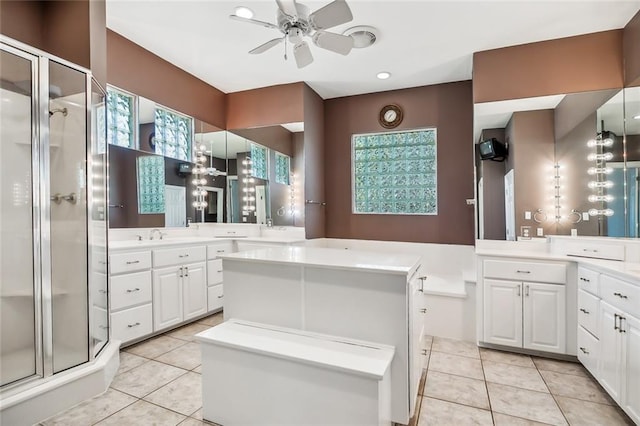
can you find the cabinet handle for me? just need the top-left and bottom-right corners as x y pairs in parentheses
(613, 292), (628, 299)
(418, 276), (427, 293)
(614, 313), (620, 331)
(525, 285), (529, 297)
(579, 308), (590, 314)
(127, 322), (140, 328)
(619, 316), (626, 333)
(420, 308), (427, 313)
(126, 260), (140, 265)
(99, 325), (109, 330)
(216, 249), (225, 253)
(583, 248), (598, 253)
(184, 266), (189, 277)
(179, 254), (190, 258)
(421, 349), (428, 356)
(217, 270), (223, 273)
(516, 270), (531, 274)
(179, 267), (183, 278)
(517, 285), (521, 297)
(98, 289), (107, 294)
(580, 277), (591, 282)
(217, 294), (224, 299)
(579, 347), (589, 355)
(126, 288), (140, 293)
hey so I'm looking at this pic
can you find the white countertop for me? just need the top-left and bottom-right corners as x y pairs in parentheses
(220, 246), (421, 276)
(476, 247), (640, 283)
(109, 236), (306, 250)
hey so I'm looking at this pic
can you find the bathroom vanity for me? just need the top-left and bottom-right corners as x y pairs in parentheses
(219, 246), (426, 425)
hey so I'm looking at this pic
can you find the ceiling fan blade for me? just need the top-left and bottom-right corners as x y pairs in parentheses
(293, 41), (313, 68)
(309, 0), (353, 30)
(276, 0), (298, 20)
(312, 30), (353, 55)
(229, 14), (279, 30)
(249, 38), (284, 54)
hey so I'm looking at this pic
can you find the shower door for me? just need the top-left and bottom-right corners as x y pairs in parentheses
(0, 44), (40, 387)
(0, 40), (108, 389)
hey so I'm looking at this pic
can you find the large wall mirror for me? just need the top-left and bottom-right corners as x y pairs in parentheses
(475, 85), (639, 240)
(107, 85), (305, 228)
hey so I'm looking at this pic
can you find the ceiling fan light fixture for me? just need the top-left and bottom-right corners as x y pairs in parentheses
(343, 25), (378, 49)
(377, 71), (391, 80)
(234, 6), (254, 19)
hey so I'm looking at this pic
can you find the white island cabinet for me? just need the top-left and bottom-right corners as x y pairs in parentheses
(220, 246), (425, 425)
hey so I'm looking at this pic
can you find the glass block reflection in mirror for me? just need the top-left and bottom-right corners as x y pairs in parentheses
(352, 128), (437, 215)
(251, 144), (268, 180)
(154, 107), (192, 161)
(137, 155), (165, 214)
(106, 86), (135, 149)
(275, 152), (290, 185)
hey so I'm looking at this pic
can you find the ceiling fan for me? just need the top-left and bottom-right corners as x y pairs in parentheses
(230, 0), (356, 68)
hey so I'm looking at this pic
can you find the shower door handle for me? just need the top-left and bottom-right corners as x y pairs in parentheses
(51, 192), (77, 205)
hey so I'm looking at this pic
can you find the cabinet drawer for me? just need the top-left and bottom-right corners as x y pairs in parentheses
(577, 325), (599, 376)
(578, 267), (599, 296)
(153, 245), (206, 267)
(110, 251), (151, 274)
(111, 304), (153, 344)
(565, 242), (625, 261)
(111, 271), (152, 310)
(578, 289), (599, 337)
(207, 242), (233, 260)
(207, 259), (223, 286)
(600, 274), (640, 318)
(483, 260), (566, 284)
(207, 284), (224, 312)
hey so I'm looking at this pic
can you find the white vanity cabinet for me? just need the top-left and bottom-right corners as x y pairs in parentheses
(108, 251), (154, 344)
(481, 258), (567, 354)
(152, 246), (207, 331)
(206, 241), (233, 313)
(576, 266), (600, 375)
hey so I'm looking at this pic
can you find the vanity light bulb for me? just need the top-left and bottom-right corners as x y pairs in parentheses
(249, 196), (255, 202)
(200, 178), (207, 185)
(242, 178), (249, 183)
(243, 196), (248, 201)
(588, 181), (614, 189)
(604, 209), (615, 216)
(588, 167), (613, 175)
(249, 178), (255, 183)
(249, 205), (256, 211)
(249, 187), (255, 193)
(192, 179), (199, 185)
(588, 195), (614, 202)
(192, 201), (199, 207)
(192, 190), (200, 196)
(587, 153), (614, 162)
(199, 144), (207, 152)
(242, 188), (248, 193)
(603, 138), (614, 147)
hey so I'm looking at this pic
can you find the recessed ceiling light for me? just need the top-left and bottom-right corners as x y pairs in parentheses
(234, 6), (253, 19)
(377, 72), (391, 80)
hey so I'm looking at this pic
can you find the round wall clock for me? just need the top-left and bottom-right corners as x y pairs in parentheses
(379, 104), (403, 129)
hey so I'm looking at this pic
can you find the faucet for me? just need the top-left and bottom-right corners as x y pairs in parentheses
(149, 229), (166, 240)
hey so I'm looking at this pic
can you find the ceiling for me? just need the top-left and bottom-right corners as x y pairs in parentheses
(106, 0), (640, 100)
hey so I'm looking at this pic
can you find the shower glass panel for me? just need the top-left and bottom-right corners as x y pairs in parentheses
(0, 48), (39, 387)
(48, 61), (89, 373)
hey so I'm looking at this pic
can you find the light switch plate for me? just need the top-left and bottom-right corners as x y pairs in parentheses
(582, 212), (590, 221)
(525, 211), (532, 220)
(537, 227), (544, 236)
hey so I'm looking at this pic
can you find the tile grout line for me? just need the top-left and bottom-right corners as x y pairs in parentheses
(478, 354), (496, 425)
(535, 362), (571, 426)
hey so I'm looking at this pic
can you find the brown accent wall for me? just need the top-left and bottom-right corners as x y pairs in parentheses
(303, 84), (325, 239)
(0, 1), (44, 49)
(554, 89), (619, 140)
(226, 83), (305, 130)
(508, 110), (556, 236)
(324, 81), (474, 245)
(41, 1), (90, 69)
(478, 129), (506, 240)
(473, 30), (624, 103)
(231, 126), (294, 157)
(624, 10), (640, 87)
(107, 30), (226, 129)
(88, 0), (106, 87)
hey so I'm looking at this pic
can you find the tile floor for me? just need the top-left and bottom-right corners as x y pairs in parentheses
(40, 314), (633, 426)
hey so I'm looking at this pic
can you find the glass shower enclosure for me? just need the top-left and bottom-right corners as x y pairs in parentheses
(0, 39), (108, 390)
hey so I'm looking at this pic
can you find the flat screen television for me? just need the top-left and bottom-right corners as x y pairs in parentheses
(478, 138), (507, 161)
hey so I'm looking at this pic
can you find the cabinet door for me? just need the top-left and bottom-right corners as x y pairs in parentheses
(408, 276), (425, 416)
(623, 313), (640, 424)
(484, 279), (522, 347)
(523, 282), (566, 353)
(598, 300), (623, 402)
(183, 262), (207, 321)
(152, 266), (183, 331)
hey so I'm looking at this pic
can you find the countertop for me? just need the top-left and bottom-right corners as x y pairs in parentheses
(220, 246), (421, 276)
(476, 247), (640, 283)
(109, 236), (306, 250)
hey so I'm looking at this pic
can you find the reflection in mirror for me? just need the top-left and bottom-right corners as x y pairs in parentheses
(625, 86), (640, 237)
(194, 122), (227, 223)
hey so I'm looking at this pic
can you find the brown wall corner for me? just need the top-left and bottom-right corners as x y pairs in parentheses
(42, 1), (91, 69)
(303, 83), (325, 239)
(107, 30), (226, 129)
(324, 81), (475, 245)
(226, 82), (305, 130)
(624, 10), (640, 87)
(0, 0), (44, 49)
(473, 30), (624, 103)
(89, 0), (107, 88)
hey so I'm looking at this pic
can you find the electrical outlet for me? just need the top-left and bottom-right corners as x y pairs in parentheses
(537, 227), (544, 237)
(582, 212), (590, 221)
(571, 229), (578, 237)
(524, 211), (532, 220)
(242, 217), (247, 222)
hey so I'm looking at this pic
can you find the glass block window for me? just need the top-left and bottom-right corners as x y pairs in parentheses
(251, 144), (268, 180)
(106, 87), (135, 149)
(137, 155), (165, 214)
(154, 107), (193, 161)
(275, 153), (290, 185)
(352, 128), (437, 215)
